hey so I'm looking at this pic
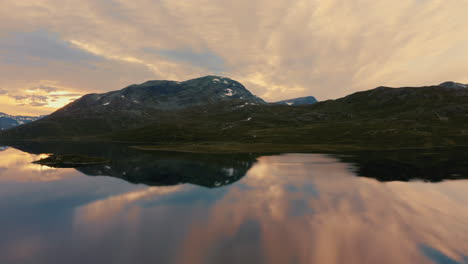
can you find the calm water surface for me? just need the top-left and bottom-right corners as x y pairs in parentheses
(0, 144), (467, 264)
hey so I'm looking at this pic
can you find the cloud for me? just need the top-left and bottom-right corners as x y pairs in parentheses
(145, 48), (225, 73)
(30, 86), (58, 93)
(10, 94), (49, 107)
(30, 102), (49, 107)
(0, 83), (82, 110)
(0, 0), (468, 114)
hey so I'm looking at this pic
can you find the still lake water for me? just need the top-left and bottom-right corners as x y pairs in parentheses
(0, 143), (468, 264)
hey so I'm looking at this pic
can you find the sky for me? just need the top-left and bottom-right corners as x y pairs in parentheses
(1, 0), (468, 116)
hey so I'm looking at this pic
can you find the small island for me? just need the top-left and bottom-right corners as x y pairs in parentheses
(33, 154), (109, 168)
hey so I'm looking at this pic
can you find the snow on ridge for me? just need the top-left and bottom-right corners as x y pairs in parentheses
(237, 102), (257, 107)
(213, 78), (220, 83)
(103, 102), (110, 106)
(225, 88), (235, 96)
(286, 102), (293, 106)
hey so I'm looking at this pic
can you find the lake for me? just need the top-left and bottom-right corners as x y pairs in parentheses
(0, 143), (467, 264)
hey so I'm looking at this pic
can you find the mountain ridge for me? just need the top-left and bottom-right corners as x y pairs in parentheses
(2, 77), (468, 151)
(0, 112), (45, 130)
(54, 75), (265, 115)
(273, 96), (318, 106)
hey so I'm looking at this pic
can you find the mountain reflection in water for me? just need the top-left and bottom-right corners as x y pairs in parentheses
(0, 143), (468, 264)
(9, 142), (468, 185)
(9, 142), (258, 188)
(337, 149), (468, 182)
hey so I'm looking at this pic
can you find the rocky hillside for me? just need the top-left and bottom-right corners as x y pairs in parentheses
(54, 75), (264, 116)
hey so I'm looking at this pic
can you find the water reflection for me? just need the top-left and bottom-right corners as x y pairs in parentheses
(1, 145), (468, 264)
(10, 142), (468, 185)
(337, 149), (468, 182)
(9, 142), (259, 188)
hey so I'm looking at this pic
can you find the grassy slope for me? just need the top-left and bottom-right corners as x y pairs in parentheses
(117, 86), (468, 149)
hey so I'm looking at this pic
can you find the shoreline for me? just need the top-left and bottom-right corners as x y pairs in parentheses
(1, 139), (466, 154)
(130, 143), (461, 154)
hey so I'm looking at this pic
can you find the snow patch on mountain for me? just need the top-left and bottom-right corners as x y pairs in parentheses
(225, 88), (235, 96)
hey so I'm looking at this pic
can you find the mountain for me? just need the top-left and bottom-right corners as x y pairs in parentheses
(273, 96), (318, 106)
(0, 113), (44, 130)
(57, 75), (264, 114)
(2, 79), (468, 150)
(0, 76), (265, 139)
(438, 81), (468, 89)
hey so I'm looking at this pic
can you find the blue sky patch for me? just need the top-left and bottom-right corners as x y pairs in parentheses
(0, 30), (101, 65)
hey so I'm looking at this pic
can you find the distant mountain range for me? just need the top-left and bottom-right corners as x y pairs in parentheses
(273, 96), (318, 106)
(1, 76), (468, 151)
(0, 113), (45, 130)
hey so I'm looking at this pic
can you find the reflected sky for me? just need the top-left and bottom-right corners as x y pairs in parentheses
(0, 148), (467, 264)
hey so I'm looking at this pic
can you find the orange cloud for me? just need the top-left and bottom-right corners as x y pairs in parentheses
(0, 0), (467, 115)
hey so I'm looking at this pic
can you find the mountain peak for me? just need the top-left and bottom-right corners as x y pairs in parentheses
(439, 81), (468, 89)
(50, 76), (266, 119)
(273, 96), (318, 106)
(182, 75), (243, 87)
